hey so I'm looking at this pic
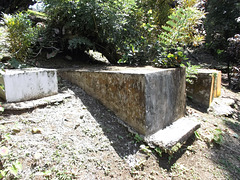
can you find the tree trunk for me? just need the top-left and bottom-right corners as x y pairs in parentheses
(227, 59), (232, 88)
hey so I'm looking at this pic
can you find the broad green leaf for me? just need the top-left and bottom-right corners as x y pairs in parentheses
(8, 161), (22, 176)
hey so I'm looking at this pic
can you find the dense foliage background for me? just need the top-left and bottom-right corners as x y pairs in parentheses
(0, 0), (239, 69)
(0, 0), (35, 14)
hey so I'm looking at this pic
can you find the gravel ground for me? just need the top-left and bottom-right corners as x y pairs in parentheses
(0, 79), (163, 179)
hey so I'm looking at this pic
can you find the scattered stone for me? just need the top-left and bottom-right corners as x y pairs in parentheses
(0, 120), (16, 125)
(65, 55), (73, 61)
(34, 152), (43, 160)
(32, 128), (43, 134)
(208, 97), (235, 116)
(233, 133), (239, 139)
(11, 127), (21, 134)
(74, 124), (80, 130)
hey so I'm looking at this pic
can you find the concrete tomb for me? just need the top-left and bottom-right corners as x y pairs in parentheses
(59, 66), (200, 149)
(0, 68), (58, 102)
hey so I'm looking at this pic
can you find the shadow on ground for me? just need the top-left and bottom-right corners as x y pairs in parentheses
(210, 98), (240, 179)
(66, 80), (141, 159)
(66, 79), (197, 171)
(210, 135), (240, 180)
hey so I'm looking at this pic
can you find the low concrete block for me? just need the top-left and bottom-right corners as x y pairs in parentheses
(187, 69), (221, 107)
(59, 66), (186, 136)
(145, 117), (200, 149)
(0, 68), (58, 102)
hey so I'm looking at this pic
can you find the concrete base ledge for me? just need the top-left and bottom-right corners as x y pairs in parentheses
(2, 91), (72, 111)
(59, 66), (186, 136)
(145, 117), (201, 150)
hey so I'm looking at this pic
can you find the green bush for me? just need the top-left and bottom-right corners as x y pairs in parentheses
(135, 0), (174, 29)
(41, 0), (206, 67)
(155, 2), (205, 67)
(204, 0), (240, 60)
(42, 0), (141, 64)
(41, 0), (174, 65)
(3, 12), (39, 61)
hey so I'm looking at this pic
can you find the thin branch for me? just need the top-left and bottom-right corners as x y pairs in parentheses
(43, 46), (60, 51)
(32, 47), (42, 58)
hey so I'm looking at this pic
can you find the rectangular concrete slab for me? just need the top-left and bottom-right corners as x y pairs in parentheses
(145, 117), (201, 149)
(0, 68), (58, 102)
(59, 66), (186, 136)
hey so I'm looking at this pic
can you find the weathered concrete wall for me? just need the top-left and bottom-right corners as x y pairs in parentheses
(145, 68), (186, 134)
(187, 69), (221, 107)
(59, 66), (186, 135)
(0, 68), (58, 102)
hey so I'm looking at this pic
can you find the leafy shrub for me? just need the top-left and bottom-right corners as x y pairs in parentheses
(41, 0), (206, 67)
(182, 62), (200, 84)
(213, 128), (224, 145)
(3, 12), (39, 61)
(42, 0), (141, 64)
(118, 9), (160, 65)
(155, 2), (205, 67)
(134, 0), (174, 36)
(228, 34), (240, 63)
(118, 0), (205, 66)
(41, 0), (176, 65)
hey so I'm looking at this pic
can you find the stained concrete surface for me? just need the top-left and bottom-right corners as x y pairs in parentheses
(187, 69), (221, 107)
(59, 66), (186, 136)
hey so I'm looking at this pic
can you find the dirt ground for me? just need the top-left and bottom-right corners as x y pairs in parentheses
(1, 63), (240, 179)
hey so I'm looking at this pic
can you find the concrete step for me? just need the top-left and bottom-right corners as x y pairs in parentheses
(145, 117), (201, 150)
(2, 91), (72, 111)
